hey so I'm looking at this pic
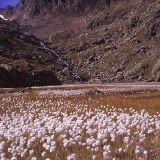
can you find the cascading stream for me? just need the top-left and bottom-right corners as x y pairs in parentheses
(40, 42), (83, 83)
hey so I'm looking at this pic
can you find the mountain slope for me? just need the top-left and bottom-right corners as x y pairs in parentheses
(44, 0), (160, 83)
(0, 18), (63, 87)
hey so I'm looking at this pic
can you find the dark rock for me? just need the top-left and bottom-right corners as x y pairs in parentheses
(33, 70), (61, 86)
(86, 88), (104, 96)
(91, 38), (105, 45)
(77, 42), (88, 52)
(88, 54), (96, 62)
(130, 16), (139, 28)
(150, 24), (158, 37)
(0, 19), (72, 87)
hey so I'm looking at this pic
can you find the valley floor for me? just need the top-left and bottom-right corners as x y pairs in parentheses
(29, 82), (160, 94)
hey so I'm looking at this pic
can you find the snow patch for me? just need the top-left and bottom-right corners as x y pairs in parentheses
(0, 15), (8, 21)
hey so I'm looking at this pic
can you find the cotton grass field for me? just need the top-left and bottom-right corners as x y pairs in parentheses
(0, 84), (160, 160)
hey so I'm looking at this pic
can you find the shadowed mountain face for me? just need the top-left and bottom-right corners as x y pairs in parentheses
(0, 18), (64, 87)
(0, 0), (160, 85)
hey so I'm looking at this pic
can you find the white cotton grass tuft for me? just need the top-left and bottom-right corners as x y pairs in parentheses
(67, 153), (76, 160)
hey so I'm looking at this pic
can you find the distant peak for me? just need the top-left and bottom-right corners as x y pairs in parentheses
(0, 0), (18, 8)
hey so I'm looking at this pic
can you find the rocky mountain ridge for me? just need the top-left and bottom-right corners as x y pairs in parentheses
(0, 0), (139, 36)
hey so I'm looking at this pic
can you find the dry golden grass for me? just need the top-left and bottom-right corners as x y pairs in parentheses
(0, 90), (160, 117)
(97, 92), (160, 114)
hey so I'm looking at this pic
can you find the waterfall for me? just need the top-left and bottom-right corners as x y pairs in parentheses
(40, 42), (83, 83)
